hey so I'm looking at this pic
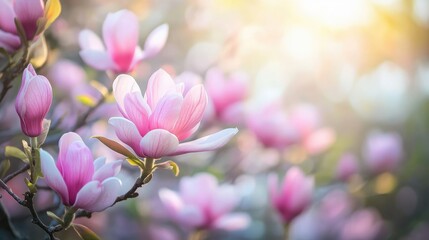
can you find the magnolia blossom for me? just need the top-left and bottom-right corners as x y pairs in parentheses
(247, 103), (299, 149)
(159, 173), (250, 231)
(109, 69), (238, 159)
(269, 167), (314, 223)
(48, 59), (86, 92)
(336, 154), (359, 181)
(247, 103), (335, 154)
(79, 9), (168, 73)
(40, 132), (122, 212)
(205, 68), (248, 125)
(15, 64), (52, 137)
(340, 209), (383, 240)
(0, 0), (59, 51)
(363, 131), (403, 174)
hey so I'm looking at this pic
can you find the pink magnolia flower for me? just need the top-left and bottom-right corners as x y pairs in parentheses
(336, 154), (359, 181)
(40, 132), (122, 212)
(247, 103), (299, 149)
(15, 64), (52, 137)
(79, 9), (168, 73)
(48, 59), (86, 92)
(159, 173), (250, 231)
(363, 131), (403, 174)
(340, 209), (384, 240)
(269, 167), (314, 223)
(0, 0), (45, 51)
(109, 69), (238, 159)
(205, 68), (248, 125)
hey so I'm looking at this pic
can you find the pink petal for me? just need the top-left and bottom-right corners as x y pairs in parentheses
(102, 10), (139, 73)
(213, 213), (250, 231)
(58, 132), (83, 163)
(144, 69), (177, 110)
(0, 30), (20, 53)
(142, 24), (169, 59)
(177, 205), (205, 228)
(78, 29), (105, 51)
(210, 185), (239, 219)
(108, 117), (143, 156)
(173, 84), (207, 140)
(72, 180), (102, 210)
(13, 0), (44, 40)
(93, 157), (106, 171)
(304, 128), (336, 155)
(123, 92), (151, 136)
(79, 49), (114, 71)
(40, 149), (69, 204)
(159, 188), (184, 215)
(140, 129), (179, 159)
(149, 93), (183, 132)
(92, 160), (122, 182)
(130, 46), (144, 69)
(112, 74), (142, 115)
(180, 173), (217, 208)
(85, 177), (122, 212)
(172, 128), (238, 156)
(57, 135), (94, 205)
(0, 0), (16, 34)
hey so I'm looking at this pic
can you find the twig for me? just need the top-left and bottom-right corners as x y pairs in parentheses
(3, 164), (30, 183)
(0, 179), (25, 205)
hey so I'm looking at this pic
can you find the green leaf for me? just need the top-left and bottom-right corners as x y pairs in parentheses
(0, 160), (10, 178)
(5, 146), (29, 163)
(93, 136), (140, 162)
(37, 119), (51, 147)
(46, 211), (63, 224)
(73, 224), (101, 240)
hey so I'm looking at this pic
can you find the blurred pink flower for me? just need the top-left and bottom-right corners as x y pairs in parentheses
(0, 0), (45, 51)
(159, 173), (250, 231)
(363, 131), (403, 174)
(174, 71), (202, 95)
(15, 64), (52, 137)
(340, 209), (383, 240)
(247, 103), (299, 149)
(205, 68), (248, 125)
(289, 104), (335, 154)
(269, 167), (314, 223)
(109, 70), (238, 159)
(336, 154), (359, 181)
(40, 132), (122, 212)
(79, 9), (168, 73)
(48, 59), (86, 92)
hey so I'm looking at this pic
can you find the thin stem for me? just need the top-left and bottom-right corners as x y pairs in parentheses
(284, 223), (290, 240)
(114, 158), (154, 203)
(0, 179), (25, 205)
(3, 164), (30, 183)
